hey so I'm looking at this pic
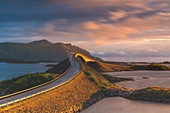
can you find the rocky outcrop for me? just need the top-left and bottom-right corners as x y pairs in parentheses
(123, 86), (170, 103)
(47, 58), (70, 74)
(102, 74), (134, 83)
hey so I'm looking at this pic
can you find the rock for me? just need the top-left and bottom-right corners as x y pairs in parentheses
(142, 77), (149, 79)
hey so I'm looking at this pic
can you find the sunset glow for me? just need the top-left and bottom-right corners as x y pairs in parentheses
(0, 0), (170, 62)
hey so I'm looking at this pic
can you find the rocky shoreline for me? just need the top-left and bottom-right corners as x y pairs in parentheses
(123, 86), (170, 103)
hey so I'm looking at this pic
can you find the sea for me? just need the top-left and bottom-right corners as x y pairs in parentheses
(82, 67), (170, 113)
(0, 62), (54, 82)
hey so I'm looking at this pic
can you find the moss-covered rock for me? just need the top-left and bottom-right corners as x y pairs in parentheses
(124, 86), (170, 103)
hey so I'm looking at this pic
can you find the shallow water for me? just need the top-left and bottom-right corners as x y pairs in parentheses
(164, 64), (170, 67)
(81, 97), (170, 113)
(0, 63), (53, 81)
(104, 71), (170, 90)
(82, 71), (170, 113)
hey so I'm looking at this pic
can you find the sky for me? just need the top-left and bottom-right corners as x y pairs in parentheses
(0, 0), (170, 62)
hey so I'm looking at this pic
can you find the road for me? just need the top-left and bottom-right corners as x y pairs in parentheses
(0, 53), (81, 106)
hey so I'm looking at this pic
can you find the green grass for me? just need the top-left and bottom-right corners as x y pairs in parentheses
(0, 73), (59, 96)
(148, 63), (170, 70)
(84, 70), (112, 90)
(140, 86), (170, 95)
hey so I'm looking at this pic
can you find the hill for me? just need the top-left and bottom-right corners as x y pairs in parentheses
(0, 60), (130, 113)
(0, 40), (102, 62)
(87, 61), (133, 72)
(87, 62), (170, 72)
(0, 73), (59, 96)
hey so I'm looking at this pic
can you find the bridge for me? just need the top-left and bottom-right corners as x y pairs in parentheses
(75, 53), (95, 64)
(0, 52), (96, 108)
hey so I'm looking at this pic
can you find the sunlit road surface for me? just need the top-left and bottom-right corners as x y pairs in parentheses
(0, 53), (81, 105)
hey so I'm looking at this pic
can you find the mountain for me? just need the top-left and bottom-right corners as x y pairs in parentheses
(0, 40), (102, 62)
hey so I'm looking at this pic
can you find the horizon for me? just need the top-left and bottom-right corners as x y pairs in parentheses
(0, 0), (170, 62)
(0, 39), (169, 63)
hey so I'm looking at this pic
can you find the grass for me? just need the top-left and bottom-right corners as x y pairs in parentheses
(0, 73), (59, 96)
(125, 86), (170, 103)
(102, 74), (134, 83)
(84, 70), (112, 90)
(148, 63), (170, 70)
(88, 61), (170, 72)
(87, 61), (132, 72)
(0, 61), (130, 113)
(140, 86), (170, 96)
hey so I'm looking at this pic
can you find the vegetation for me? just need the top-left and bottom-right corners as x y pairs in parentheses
(162, 61), (170, 64)
(102, 61), (130, 66)
(0, 61), (130, 113)
(84, 70), (112, 90)
(45, 64), (56, 67)
(0, 73), (59, 96)
(0, 40), (100, 62)
(102, 74), (134, 83)
(132, 63), (170, 70)
(124, 86), (170, 103)
(148, 63), (170, 70)
(87, 61), (132, 72)
(47, 58), (71, 74)
(87, 61), (170, 72)
(1, 54), (169, 112)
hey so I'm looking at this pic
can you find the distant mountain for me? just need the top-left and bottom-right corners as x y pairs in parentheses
(0, 40), (102, 62)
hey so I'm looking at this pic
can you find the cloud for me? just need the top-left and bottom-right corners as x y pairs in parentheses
(34, 7), (170, 45)
(82, 21), (101, 30)
(158, 12), (170, 16)
(0, 0), (170, 61)
(109, 10), (127, 21)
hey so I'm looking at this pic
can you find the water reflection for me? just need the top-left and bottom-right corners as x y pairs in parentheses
(103, 71), (170, 90)
(81, 97), (170, 113)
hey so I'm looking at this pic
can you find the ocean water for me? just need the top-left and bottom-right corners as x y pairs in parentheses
(0, 63), (53, 82)
(82, 71), (170, 113)
(104, 71), (170, 90)
(164, 64), (170, 67)
(81, 97), (170, 113)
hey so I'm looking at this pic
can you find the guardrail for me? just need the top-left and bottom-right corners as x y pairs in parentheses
(0, 53), (84, 108)
(0, 55), (73, 108)
(0, 61), (71, 101)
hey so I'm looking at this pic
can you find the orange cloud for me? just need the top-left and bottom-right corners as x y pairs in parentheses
(80, 21), (139, 44)
(82, 21), (101, 30)
(109, 10), (127, 21)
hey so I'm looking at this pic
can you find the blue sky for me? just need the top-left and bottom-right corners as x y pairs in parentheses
(0, 0), (170, 62)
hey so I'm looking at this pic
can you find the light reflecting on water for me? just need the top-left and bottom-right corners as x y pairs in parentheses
(81, 97), (170, 113)
(104, 71), (170, 90)
(82, 71), (170, 113)
(0, 63), (53, 81)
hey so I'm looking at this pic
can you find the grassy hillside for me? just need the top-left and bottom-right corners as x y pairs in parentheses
(87, 61), (132, 72)
(0, 61), (130, 113)
(0, 73), (59, 96)
(0, 40), (102, 62)
(132, 63), (170, 70)
(46, 58), (70, 74)
(87, 61), (170, 72)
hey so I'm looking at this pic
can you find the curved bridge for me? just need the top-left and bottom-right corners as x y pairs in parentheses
(75, 53), (95, 64)
(0, 53), (81, 108)
(0, 52), (96, 108)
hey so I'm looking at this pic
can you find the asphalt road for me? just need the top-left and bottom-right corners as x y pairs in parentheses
(0, 53), (81, 105)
